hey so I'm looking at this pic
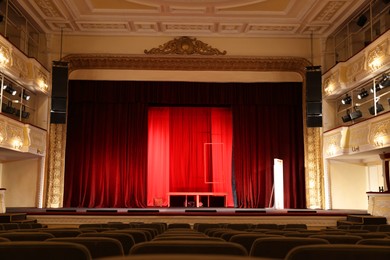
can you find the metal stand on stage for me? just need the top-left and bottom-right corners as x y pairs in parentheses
(268, 159), (284, 209)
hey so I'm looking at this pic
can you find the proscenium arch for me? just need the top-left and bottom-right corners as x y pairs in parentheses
(45, 54), (324, 209)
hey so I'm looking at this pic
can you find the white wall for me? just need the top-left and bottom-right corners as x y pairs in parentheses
(1, 159), (40, 207)
(329, 161), (368, 210)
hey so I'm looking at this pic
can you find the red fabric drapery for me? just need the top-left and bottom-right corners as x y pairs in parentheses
(147, 107), (233, 207)
(64, 80), (306, 208)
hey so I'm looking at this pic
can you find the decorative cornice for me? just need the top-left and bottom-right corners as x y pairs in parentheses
(144, 36), (227, 56)
(63, 54), (310, 75)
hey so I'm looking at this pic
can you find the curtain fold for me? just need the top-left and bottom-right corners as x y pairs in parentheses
(147, 107), (233, 207)
(64, 80), (305, 209)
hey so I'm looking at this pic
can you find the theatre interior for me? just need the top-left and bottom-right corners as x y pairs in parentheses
(0, 0), (389, 259)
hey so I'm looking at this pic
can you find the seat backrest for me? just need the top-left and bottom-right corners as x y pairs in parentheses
(225, 224), (253, 231)
(152, 237), (225, 242)
(0, 241), (91, 260)
(168, 223), (191, 229)
(129, 240), (248, 256)
(47, 237), (124, 258)
(106, 230), (148, 243)
(309, 234), (363, 244)
(285, 244), (390, 260)
(229, 233), (281, 252)
(40, 229), (83, 237)
(249, 237), (329, 258)
(78, 232), (135, 254)
(0, 232), (55, 241)
(357, 238), (390, 246)
(254, 223), (279, 230)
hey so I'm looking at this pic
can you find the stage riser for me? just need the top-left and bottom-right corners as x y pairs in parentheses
(27, 215), (347, 230)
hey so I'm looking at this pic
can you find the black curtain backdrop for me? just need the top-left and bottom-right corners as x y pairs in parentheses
(64, 80), (306, 208)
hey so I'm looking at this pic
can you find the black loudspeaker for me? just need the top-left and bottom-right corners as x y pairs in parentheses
(307, 115), (323, 127)
(306, 70), (322, 102)
(52, 61), (69, 98)
(51, 61), (69, 124)
(50, 111), (66, 124)
(306, 67), (322, 127)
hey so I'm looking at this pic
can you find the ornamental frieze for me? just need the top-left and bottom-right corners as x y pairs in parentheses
(144, 36), (227, 55)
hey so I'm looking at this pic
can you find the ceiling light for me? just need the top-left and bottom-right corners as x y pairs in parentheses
(357, 88), (369, 99)
(341, 94), (352, 105)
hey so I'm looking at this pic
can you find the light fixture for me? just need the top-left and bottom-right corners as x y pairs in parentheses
(357, 88), (369, 99)
(349, 106), (362, 120)
(370, 83), (384, 93)
(20, 92), (30, 101)
(379, 74), (390, 88)
(368, 102), (385, 115)
(341, 109), (351, 123)
(3, 85), (17, 95)
(341, 94), (352, 105)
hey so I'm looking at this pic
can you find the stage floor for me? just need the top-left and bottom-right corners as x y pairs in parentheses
(7, 207), (368, 230)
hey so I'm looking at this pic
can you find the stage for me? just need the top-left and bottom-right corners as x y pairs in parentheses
(6, 207), (368, 230)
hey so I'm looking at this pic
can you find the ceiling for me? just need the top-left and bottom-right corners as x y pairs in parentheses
(14, 0), (366, 37)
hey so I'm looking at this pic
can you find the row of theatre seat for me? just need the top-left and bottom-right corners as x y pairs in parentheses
(0, 221), (389, 259)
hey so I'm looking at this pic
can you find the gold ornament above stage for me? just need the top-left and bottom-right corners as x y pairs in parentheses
(144, 36), (227, 56)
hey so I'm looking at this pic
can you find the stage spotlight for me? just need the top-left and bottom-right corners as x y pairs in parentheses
(357, 14), (367, 27)
(370, 83), (384, 93)
(341, 94), (352, 105)
(341, 110), (352, 123)
(379, 74), (390, 88)
(349, 106), (362, 120)
(368, 102), (385, 115)
(20, 92), (30, 100)
(2, 84), (17, 95)
(357, 88), (369, 99)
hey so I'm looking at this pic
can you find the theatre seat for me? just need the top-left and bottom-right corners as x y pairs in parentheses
(285, 244), (390, 260)
(47, 237), (124, 258)
(249, 237), (329, 258)
(78, 232), (135, 254)
(0, 232), (55, 241)
(357, 238), (390, 246)
(0, 241), (92, 260)
(129, 240), (248, 256)
(309, 234), (363, 244)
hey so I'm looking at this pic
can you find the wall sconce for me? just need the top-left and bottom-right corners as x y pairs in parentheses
(357, 88), (369, 99)
(374, 135), (385, 147)
(341, 94), (352, 105)
(368, 102), (385, 115)
(3, 85), (17, 95)
(0, 46), (10, 66)
(327, 143), (338, 156)
(11, 137), (23, 150)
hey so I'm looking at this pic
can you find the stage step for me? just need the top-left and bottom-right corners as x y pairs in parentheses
(0, 213), (37, 224)
(337, 214), (387, 226)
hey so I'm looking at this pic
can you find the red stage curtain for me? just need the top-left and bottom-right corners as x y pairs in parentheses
(64, 80), (305, 209)
(147, 107), (233, 207)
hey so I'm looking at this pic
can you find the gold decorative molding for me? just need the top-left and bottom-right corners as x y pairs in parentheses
(369, 118), (390, 147)
(0, 114), (46, 154)
(64, 54), (310, 75)
(144, 36), (227, 55)
(46, 124), (67, 208)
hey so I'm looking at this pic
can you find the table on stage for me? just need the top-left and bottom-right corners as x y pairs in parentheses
(168, 192), (227, 207)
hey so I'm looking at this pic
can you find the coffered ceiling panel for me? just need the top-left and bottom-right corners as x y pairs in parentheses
(14, 0), (367, 37)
